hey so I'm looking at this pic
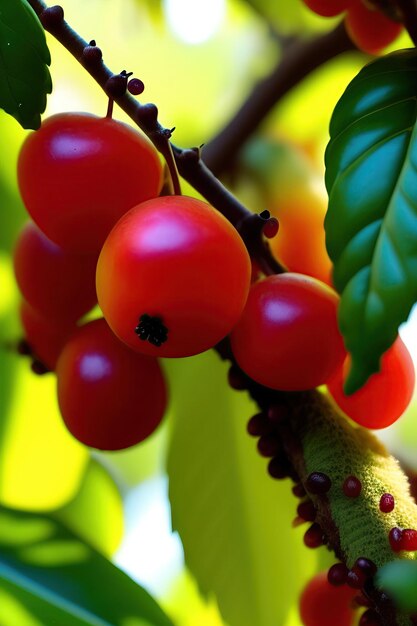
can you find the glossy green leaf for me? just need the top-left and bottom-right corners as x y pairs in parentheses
(376, 560), (417, 613)
(325, 49), (417, 393)
(54, 460), (124, 558)
(0, 0), (51, 129)
(0, 505), (174, 626)
(166, 352), (318, 626)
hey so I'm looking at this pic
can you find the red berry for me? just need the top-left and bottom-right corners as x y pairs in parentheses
(97, 195), (251, 358)
(56, 318), (167, 450)
(299, 572), (356, 626)
(18, 113), (163, 253)
(230, 273), (346, 391)
(388, 527), (403, 552)
(345, 0), (402, 55)
(343, 476), (362, 498)
(302, 0), (353, 17)
(354, 557), (377, 578)
(327, 563), (349, 586)
(304, 523), (325, 548)
(14, 222), (97, 322)
(305, 472), (332, 495)
(327, 337), (415, 430)
(128, 78), (145, 95)
(400, 529), (417, 551)
(379, 493), (395, 513)
(346, 569), (365, 589)
(297, 500), (317, 522)
(20, 301), (76, 370)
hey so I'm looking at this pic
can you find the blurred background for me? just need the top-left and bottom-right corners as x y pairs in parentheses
(0, 1), (416, 625)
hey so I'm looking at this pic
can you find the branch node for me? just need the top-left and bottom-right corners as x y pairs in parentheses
(82, 41), (103, 65)
(39, 5), (64, 31)
(104, 72), (129, 99)
(137, 103), (159, 130)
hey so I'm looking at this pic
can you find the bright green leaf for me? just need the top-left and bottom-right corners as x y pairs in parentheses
(0, 505), (174, 626)
(325, 49), (417, 393)
(0, 0), (51, 129)
(166, 351), (318, 626)
(54, 460), (124, 558)
(376, 560), (417, 613)
(0, 350), (88, 511)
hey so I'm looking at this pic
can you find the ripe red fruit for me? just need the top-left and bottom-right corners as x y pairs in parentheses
(20, 301), (76, 370)
(345, 0), (402, 54)
(14, 222), (97, 322)
(300, 572), (356, 626)
(56, 318), (167, 450)
(327, 337), (415, 429)
(97, 195), (251, 358)
(18, 113), (163, 253)
(230, 273), (346, 391)
(302, 0), (352, 17)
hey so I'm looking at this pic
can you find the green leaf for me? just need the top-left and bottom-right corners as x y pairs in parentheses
(324, 49), (417, 393)
(376, 560), (417, 613)
(0, 0), (51, 129)
(166, 352), (318, 626)
(54, 460), (124, 558)
(0, 505), (174, 626)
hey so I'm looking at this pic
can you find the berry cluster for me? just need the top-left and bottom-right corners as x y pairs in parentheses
(302, 0), (403, 54)
(13, 103), (415, 450)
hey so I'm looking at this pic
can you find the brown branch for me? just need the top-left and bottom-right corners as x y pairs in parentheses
(202, 22), (356, 176)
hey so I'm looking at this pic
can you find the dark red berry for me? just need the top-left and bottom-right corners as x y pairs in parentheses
(267, 454), (291, 479)
(343, 475), (362, 498)
(400, 529), (417, 551)
(359, 609), (381, 626)
(297, 500), (316, 522)
(228, 365), (247, 390)
(257, 435), (280, 458)
(388, 527), (403, 552)
(305, 471), (332, 495)
(263, 217), (279, 239)
(346, 569), (365, 589)
(247, 413), (271, 437)
(379, 493), (395, 513)
(292, 483), (306, 498)
(267, 404), (287, 422)
(327, 563), (348, 586)
(128, 78), (145, 95)
(354, 557), (377, 578)
(304, 523), (325, 548)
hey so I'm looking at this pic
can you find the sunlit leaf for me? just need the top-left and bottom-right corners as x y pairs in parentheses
(0, 0), (51, 129)
(0, 505), (174, 626)
(0, 351), (88, 511)
(166, 351), (318, 626)
(325, 49), (417, 393)
(55, 459), (124, 558)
